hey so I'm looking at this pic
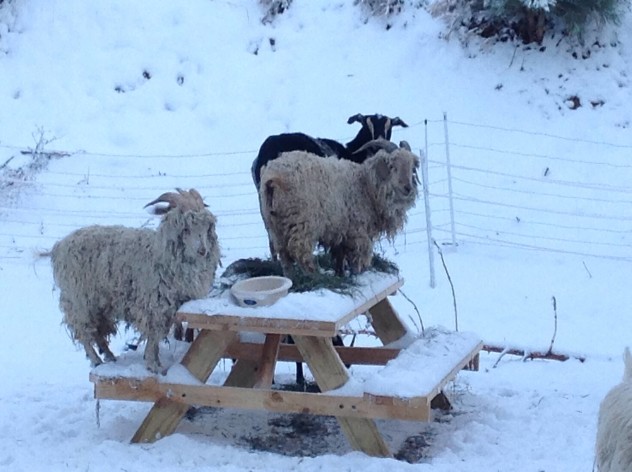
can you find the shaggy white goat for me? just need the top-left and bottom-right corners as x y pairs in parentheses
(595, 347), (632, 472)
(51, 188), (220, 373)
(259, 140), (419, 278)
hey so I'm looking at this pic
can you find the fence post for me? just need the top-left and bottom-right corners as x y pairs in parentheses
(443, 112), (457, 247)
(423, 120), (436, 289)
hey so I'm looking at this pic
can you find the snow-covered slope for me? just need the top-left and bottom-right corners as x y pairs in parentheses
(0, 1), (630, 470)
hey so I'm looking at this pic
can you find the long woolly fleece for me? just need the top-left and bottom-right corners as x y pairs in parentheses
(595, 348), (632, 472)
(51, 207), (219, 372)
(259, 148), (418, 277)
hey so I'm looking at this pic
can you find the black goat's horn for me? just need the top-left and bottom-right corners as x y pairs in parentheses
(391, 117), (409, 128)
(347, 113), (365, 124)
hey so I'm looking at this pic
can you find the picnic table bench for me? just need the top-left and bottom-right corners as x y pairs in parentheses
(90, 272), (482, 458)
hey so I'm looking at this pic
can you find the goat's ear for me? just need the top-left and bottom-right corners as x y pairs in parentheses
(347, 113), (365, 125)
(145, 203), (171, 216)
(391, 117), (408, 128)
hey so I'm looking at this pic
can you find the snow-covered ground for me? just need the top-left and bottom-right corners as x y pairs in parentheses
(1, 1), (631, 470)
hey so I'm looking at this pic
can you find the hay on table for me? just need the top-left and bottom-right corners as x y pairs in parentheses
(217, 252), (399, 295)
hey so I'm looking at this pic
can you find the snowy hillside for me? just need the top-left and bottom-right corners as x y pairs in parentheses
(0, 1), (631, 471)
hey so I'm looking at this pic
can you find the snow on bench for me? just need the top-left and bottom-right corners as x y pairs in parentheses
(328, 328), (483, 420)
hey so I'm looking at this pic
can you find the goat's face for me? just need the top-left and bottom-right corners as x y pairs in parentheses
(347, 113), (409, 141)
(146, 188), (217, 261)
(374, 150), (419, 206)
(178, 211), (217, 261)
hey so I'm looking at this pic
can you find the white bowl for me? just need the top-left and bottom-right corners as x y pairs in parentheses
(230, 276), (293, 308)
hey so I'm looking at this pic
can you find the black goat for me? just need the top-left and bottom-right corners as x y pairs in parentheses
(251, 113), (408, 189)
(251, 132), (343, 189)
(345, 113), (408, 160)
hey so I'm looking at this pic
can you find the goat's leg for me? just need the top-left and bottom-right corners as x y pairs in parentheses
(330, 246), (347, 276)
(95, 317), (117, 362)
(332, 334), (352, 369)
(282, 225), (317, 275)
(277, 248), (297, 279)
(96, 337), (117, 362)
(348, 237), (373, 274)
(173, 321), (184, 341)
(268, 238), (277, 262)
(295, 361), (305, 386)
(143, 336), (162, 374)
(79, 338), (103, 367)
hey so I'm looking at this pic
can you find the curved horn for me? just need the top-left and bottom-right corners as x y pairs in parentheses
(391, 117), (408, 128)
(347, 113), (365, 125)
(183, 188), (207, 210)
(144, 188), (206, 214)
(399, 140), (412, 151)
(144, 191), (180, 213)
(353, 138), (399, 156)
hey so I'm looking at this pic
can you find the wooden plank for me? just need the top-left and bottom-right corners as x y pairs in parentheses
(223, 359), (259, 388)
(333, 277), (405, 331)
(91, 377), (432, 421)
(99, 377), (429, 420)
(224, 342), (402, 366)
(419, 341), (484, 402)
(180, 313), (339, 337)
(181, 330), (238, 379)
(254, 334), (281, 388)
(367, 298), (409, 345)
(362, 393), (430, 421)
(130, 330), (237, 443)
(292, 336), (349, 391)
(178, 278), (404, 338)
(363, 340), (484, 415)
(293, 335), (392, 458)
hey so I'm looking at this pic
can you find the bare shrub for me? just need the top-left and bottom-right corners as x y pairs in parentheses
(431, 0), (630, 45)
(260, 0), (293, 24)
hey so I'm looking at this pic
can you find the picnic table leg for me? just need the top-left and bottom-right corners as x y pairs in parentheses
(131, 329), (237, 443)
(223, 359), (260, 388)
(367, 297), (409, 345)
(292, 335), (392, 458)
(224, 334), (281, 389)
(254, 333), (281, 388)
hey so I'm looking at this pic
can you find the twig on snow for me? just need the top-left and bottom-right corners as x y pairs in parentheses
(433, 240), (458, 331)
(546, 296), (558, 356)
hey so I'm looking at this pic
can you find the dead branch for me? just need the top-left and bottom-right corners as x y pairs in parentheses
(338, 328), (379, 338)
(433, 240), (458, 331)
(546, 296), (558, 356)
(482, 344), (586, 363)
(398, 288), (425, 335)
(20, 150), (70, 158)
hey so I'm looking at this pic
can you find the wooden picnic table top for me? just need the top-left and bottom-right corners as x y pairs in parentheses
(177, 272), (404, 337)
